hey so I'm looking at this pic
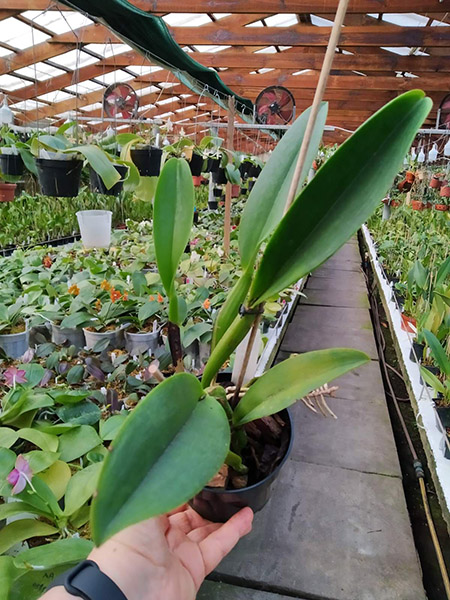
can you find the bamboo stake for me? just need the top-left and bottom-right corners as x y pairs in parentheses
(282, 0), (350, 216)
(231, 309), (263, 407)
(224, 95), (235, 256)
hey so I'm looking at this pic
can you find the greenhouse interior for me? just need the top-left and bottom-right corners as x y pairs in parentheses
(0, 1), (449, 599)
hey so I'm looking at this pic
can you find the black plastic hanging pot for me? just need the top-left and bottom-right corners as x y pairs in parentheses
(193, 210), (199, 224)
(190, 409), (293, 522)
(130, 146), (162, 176)
(90, 164), (128, 196)
(189, 152), (204, 176)
(212, 167), (227, 185)
(239, 160), (252, 179)
(248, 164), (262, 178)
(213, 187), (223, 198)
(0, 154), (24, 176)
(36, 158), (83, 197)
(409, 341), (425, 363)
(206, 157), (220, 173)
(208, 200), (219, 210)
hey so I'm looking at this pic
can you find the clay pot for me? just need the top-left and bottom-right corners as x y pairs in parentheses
(0, 182), (16, 202)
(434, 204), (448, 212)
(390, 200), (400, 208)
(405, 171), (415, 183)
(401, 314), (417, 334)
(411, 199), (424, 210)
(192, 176), (203, 187)
(430, 176), (441, 189)
(231, 184), (240, 198)
(440, 185), (450, 198)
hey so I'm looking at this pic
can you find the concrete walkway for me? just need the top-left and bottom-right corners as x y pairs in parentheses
(198, 240), (426, 600)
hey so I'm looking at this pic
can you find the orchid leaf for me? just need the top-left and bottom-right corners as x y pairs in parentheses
(422, 329), (450, 377)
(13, 537), (93, 570)
(92, 374), (230, 544)
(0, 520), (58, 555)
(248, 91), (432, 305)
(69, 145), (121, 190)
(233, 349), (369, 426)
(64, 462), (102, 516)
(239, 103), (328, 269)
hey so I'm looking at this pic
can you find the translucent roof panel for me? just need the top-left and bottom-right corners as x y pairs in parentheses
(158, 82), (179, 89)
(176, 105), (196, 113)
(136, 85), (160, 96)
(83, 43), (132, 57)
(193, 45), (231, 53)
(52, 50), (100, 70)
(81, 102), (103, 111)
(264, 14), (298, 27)
(367, 13), (428, 27)
(66, 80), (103, 94)
(11, 99), (47, 111)
(246, 21), (264, 28)
(14, 62), (66, 82)
(37, 90), (74, 103)
(432, 19), (450, 27)
(381, 47), (429, 56)
(213, 14), (232, 20)
(310, 15), (335, 27)
(21, 10), (93, 34)
(0, 74), (30, 91)
(128, 66), (163, 76)
(254, 47), (278, 54)
(95, 70), (135, 85)
(0, 47), (12, 58)
(162, 14), (212, 27)
(0, 18), (50, 50)
(157, 96), (180, 105)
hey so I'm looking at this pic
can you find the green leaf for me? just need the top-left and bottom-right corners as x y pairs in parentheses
(422, 329), (450, 377)
(18, 428), (58, 452)
(134, 175), (158, 201)
(225, 163), (241, 185)
(64, 462), (102, 516)
(435, 256), (450, 289)
(248, 91), (432, 305)
(38, 460), (71, 501)
(183, 322), (212, 349)
(60, 312), (92, 329)
(420, 366), (445, 395)
(18, 364), (45, 388)
(138, 300), (160, 323)
(99, 414), (128, 441)
(92, 373), (230, 544)
(0, 555), (22, 600)
(0, 427), (19, 449)
(0, 501), (46, 521)
(24, 451), (60, 474)
(239, 104), (328, 269)
(66, 365), (85, 385)
(153, 158), (194, 296)
(92, 337), (112, 353)
(56, 401), (102, 426)
(408, 260), (428, 291)
(58, 426), (101, 462)
(0, 520), (58, 555)
(233, 348), (370, 426)
(14, 537), (93, 570)
(70, 145), (121, 190)
(49, 388), (90, 405)
(132, 271), (148, 295)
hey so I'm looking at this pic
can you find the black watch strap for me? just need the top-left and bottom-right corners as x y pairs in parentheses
(46, 559), (128, 600)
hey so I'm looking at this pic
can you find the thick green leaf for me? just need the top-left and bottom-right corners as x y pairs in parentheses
(233, 348), (370, 426)
(153, 158), (194, 297)
(0, 427), (18, 449)
(92, 373), (230, 544)
(70, 145), (121, 190)
(408, 260), (428, 291)
(49, 388), (90, 405)
(422, 329), (450, 377)
(38, 460), (71, 501)
(14, 537), (93, 570)
(248, 91), (432, 305)
(66, 365), (85, 385)
(0, 520), (58, 555)
(58, 426), (101, 462)
(138, 300), (160, 323)
(183, 322), (212, 349)
(64, 462), (102, 516)
(24, 451), (60, 474)
(0, 501), (46, 521)
(0, 556), (21, 600)
(56, 402), (101, 426)
(132, 271), (148, 295)
(18, 428), (58, 452)
(419, 366), (445, 395)
(60, 312), (92, 329)
(99, 414), (128, 441)
(436, 256), (450, 289)
(239, 103), (328, 269)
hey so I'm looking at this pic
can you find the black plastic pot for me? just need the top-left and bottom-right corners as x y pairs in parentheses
(435, 406), (450, 459)
(130, 146), (162, 176)
(409, 342), (425, 363)
(206, 157), (220, 173)
(0, 154), (24, 176)
(190, 410), (293, 522)
(212, 167), (227, 185)
(239, 160), (252, 179)
(248, 164), (262, 178)
(208, 200), (218, 210)
(189, 152), (204, 177)
(213, 188), (223, 198)
(36, 158), (83, 198)
(248, 180), (256, 192)
(193, 210), (199, 224)
(420, 364), (440, 386)
(90, 164), (128, 196)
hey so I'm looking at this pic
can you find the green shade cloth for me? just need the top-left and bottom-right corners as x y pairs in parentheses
(59, 0), (254, 118)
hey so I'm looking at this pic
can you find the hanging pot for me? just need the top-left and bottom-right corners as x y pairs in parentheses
(213, 187), (223, 198)
(0, 154), (24, 176)
(231, 184), (240, 198)
(190, 409), (293, 522)
(90, 164), (128, 196)
(125, 326), (161, 355)
(0, 326), (29, 359)
(206, 157), (220, 173)
(51, 323), (86, 349)
(36, 158), (83, 197)
(0, 183), (16, 202)
(83, 324), (127, 350)
(208, 200), (218, 210)
(405, 171), (415, 183)
(193, 210), (199, 224)
(430, 176), (441, 189)
(212, 168), (227, 185)
(248, 164), (262, 178)
(410, 199), (424, 210)
(130, 146), (162, 176)
(192, 175), (203, 187)
(189, 152), (204, 177)
(440, 185), (450, 198)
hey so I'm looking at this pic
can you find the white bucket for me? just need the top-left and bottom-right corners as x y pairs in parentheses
(76, 210), (112, 249)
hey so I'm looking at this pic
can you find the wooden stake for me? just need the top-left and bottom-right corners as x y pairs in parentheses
(283, 0), (350, 216)
(224, 95), (235, 256)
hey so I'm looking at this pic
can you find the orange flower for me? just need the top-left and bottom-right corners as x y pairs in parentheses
(95, 299), (102, 312)
(123, 292), (129, 301)
(110, 288), (122, 303)
(149, 295), (155, 301)
(157, 293), (164, 303)
(100, 279), (111, 291)
(203, 298), (211, 310)
(68, 284), (79, 296)
(42, 255), (52, 268)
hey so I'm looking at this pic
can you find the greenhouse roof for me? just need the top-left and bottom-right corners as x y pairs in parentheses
(0, 1), (448, 148)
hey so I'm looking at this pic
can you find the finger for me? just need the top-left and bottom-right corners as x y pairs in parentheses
(167, 503), (189, 517)
(168, 506), (210, 534)
(187, 522), (221, 543)
(198, 507), (253, 574)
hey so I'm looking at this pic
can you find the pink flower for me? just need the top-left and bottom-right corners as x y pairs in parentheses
(7, 455), (33, 495)
(191, 238), (200, 247)
(3, 367), (27, 387)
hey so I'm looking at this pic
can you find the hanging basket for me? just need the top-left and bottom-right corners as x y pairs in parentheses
(0, 154), (24, 176)
(36, 158), (83, 197)
(189, 152), (204, 177)
(90, 164), (128, 196)
(130, 146), (162, 176)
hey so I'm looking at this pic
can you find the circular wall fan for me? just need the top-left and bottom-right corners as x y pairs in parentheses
(255, 86), (295, 125)
(438, 94), (450, 129)
(103, 83), (139, 119)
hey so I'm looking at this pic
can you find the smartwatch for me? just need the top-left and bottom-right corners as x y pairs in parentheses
(46, 560), (128, 600)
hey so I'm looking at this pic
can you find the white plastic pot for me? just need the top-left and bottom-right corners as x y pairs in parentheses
(51, 323), (85, 349)
(77, 210), (112, 249)
(125, 326), (161, 356)
(83, 324), (127, 350)
(0, 328), (29, 359)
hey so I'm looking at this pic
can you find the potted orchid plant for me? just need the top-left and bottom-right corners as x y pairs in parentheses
(0, 299), (29, 358)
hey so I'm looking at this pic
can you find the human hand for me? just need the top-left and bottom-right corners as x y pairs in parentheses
(43, 505), (253, 600)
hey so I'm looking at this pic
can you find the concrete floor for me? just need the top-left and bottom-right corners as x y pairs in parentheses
(199, 241), (426, 600)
